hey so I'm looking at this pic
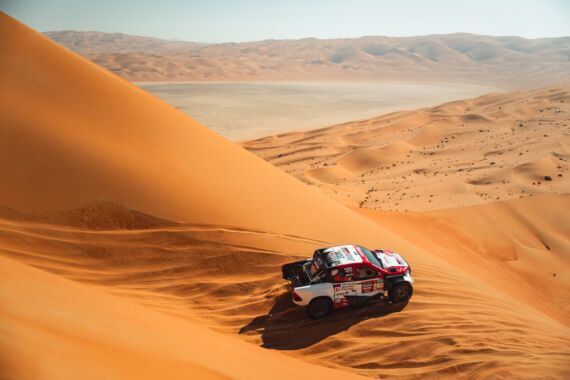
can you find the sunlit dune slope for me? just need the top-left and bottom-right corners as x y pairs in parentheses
(1, 12), (570, 380)
(355, 194), (570, 325)
(0, 11), (404, 248)
(0, 203), (568, 380)
(240, 84), (570, 377)
(0, 254), (368, 380)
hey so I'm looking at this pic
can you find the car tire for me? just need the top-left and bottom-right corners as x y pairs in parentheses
(306, 297), (333, 319)
(388, 281), (413, 303)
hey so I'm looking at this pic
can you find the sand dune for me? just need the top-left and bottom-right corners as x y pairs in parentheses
(1, 201), (568, 379)
(0, 12), (384, 378)
(45, 30), (570, 89)
(0, 12), (404, 245)
(0, 253), (369, 380)
(244, 84), (570, 211)
(242, 84), (570, 376)
(356, 194), (570, 325)
(1, 12), (570, 380)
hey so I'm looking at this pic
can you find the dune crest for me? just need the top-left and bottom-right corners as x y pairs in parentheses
(0, 11), (409, 247)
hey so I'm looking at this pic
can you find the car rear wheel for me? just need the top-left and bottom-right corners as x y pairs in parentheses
(306, 297), (333, 319)
(389, 281), (413, 303)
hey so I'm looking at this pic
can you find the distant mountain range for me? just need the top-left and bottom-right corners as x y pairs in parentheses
(45, 31), (570, 89)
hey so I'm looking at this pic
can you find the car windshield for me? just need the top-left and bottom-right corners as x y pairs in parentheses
(358, 246), (383, 268)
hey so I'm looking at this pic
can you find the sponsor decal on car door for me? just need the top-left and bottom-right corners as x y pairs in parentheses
(359, 279), (383, 294)
(333, 282), (357, 307)
(332, 266), (355, 307)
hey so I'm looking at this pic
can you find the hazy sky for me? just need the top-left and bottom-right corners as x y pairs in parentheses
(2, 0), (569, 42)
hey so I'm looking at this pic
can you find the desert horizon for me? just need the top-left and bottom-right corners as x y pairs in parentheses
(1, 2), (569, 379)
(45, 27), (570, 140)
(45, 29), (570, 90)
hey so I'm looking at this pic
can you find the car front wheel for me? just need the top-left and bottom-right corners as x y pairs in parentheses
(388, 282), (413, 303)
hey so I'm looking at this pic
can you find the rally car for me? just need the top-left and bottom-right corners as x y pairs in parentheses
(282, 245), (413, 319)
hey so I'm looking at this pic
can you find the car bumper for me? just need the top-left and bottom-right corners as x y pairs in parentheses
(404, 270), (414, 284)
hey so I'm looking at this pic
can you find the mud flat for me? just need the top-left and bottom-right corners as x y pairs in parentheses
(140, 81), (497, 140)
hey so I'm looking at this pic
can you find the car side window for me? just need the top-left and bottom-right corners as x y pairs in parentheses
(355, 266), (377, 280)
(330, 267), (354, 282)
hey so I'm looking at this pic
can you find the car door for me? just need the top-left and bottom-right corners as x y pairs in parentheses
(354, 265), (384, 297)
(331, 266), (357, 308)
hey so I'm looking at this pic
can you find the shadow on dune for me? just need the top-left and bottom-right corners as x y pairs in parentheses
(240, 292), (409, 350)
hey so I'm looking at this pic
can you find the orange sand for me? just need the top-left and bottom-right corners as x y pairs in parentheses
(1, 12), (569, 380)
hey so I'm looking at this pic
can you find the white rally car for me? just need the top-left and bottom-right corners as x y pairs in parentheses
(282, 245), (414, 319)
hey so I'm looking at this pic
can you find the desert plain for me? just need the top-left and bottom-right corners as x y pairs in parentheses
(138, 81), (496, 139)
(1, 11), (569, 380)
